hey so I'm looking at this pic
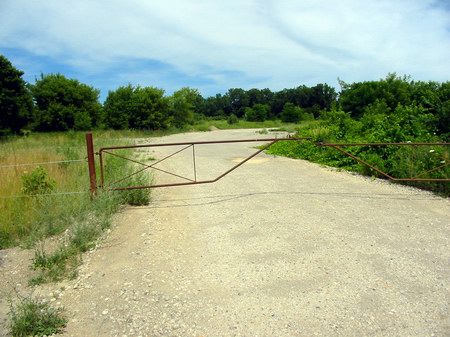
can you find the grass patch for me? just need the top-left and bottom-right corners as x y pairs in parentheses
(8, 295), (67, 336)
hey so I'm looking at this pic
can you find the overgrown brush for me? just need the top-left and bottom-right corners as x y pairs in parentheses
(268, 110), (449, 195)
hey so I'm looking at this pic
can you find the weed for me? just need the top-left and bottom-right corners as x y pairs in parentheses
(8, 295), (67, 336)
(31, 244), (80, 284)
(21, 166), (56, 195)
(118, 175), (151, 206)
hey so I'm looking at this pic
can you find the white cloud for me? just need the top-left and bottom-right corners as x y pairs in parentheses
(0, 0), (449, 95)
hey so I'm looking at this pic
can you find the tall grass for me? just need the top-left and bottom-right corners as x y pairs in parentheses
(0, 130), (152, 249)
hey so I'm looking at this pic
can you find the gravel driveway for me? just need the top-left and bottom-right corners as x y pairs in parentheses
(41, 129), (450, 336)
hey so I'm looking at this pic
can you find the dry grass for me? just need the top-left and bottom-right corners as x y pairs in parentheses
(0, 130), (152, 248)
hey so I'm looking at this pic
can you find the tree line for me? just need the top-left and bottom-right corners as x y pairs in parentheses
(1, 54), (449, 140)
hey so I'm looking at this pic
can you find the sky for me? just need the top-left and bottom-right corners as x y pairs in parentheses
(1, 0), (449, 101)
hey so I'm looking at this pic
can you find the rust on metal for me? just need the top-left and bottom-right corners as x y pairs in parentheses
(319, 142), (450, 182)
(85, 132), (97, 196)
(96, 137), (449, 191)
(98, 137), (309, 190)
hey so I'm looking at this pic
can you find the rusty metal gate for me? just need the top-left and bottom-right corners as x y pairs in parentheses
(85, 133), (449, 194)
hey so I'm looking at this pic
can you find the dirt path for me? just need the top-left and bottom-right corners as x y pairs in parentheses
(2, 129), (450, 336)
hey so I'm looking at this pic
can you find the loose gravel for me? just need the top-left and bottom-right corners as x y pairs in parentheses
(1, 129), (449, 337)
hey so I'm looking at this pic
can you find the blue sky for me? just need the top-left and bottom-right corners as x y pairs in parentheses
(1, 0), (449, 102)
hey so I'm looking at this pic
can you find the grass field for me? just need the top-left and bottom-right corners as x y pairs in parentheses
(0, 130), (155, 249)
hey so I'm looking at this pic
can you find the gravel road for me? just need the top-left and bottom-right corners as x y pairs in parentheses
(5, 129), (450, 336)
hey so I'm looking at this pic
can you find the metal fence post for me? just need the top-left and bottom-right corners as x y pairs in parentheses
(86, 132), (97, 196)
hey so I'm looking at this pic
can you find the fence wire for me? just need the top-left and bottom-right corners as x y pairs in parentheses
(0, 191), (89, 199)
(0, 159), (86, 169)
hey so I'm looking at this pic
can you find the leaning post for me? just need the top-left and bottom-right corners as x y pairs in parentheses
(85, 132), (97, 197)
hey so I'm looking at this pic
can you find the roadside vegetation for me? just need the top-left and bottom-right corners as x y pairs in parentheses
(8, 294), (67, 336)
(268, 76), (449, 195)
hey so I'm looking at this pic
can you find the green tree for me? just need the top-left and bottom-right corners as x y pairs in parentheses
(244, 104), (269, 121)
(227, 88), (249, 118)
(31, 74), (102, 131)
(280, 103), (303, 123)
(338, 74), (412, 118)
(131, 86), (170, 129)
(0, 55), (33, 136)
(169, 87), (202, 128)
(104, 85), (135, 129)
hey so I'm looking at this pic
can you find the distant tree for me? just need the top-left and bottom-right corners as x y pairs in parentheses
(280, 103), (303, 123)
(227, 88), (249, 118)
(245, 103), (269, 122)
(0, 55), (33, 135)
(131, 86), (170, 129)
(169, 87), (202, 127)
(104, 85), (135, 129)
(200, 94), (230, 117)
(436, 100), (450, 136)
(104, 85), (171, 130)
(339, 74), (412, 118)
(310, 83), (337, 113)
(31, 74), (102, 131)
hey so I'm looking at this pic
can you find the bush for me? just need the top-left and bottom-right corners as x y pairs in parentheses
(280, 103), (302, 123)
(21, 167), (56, 196)
(227, 113), (239, 125)
(245, 104), (269, 122)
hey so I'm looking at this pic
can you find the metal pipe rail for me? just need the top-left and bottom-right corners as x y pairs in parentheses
(96, 138), (450, 191)
(98, 137), (310, 190)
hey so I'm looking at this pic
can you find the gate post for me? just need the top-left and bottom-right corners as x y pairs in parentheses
(85, 132), (97, 196)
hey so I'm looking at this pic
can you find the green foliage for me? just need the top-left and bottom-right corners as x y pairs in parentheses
(104, 85), (170, 130)
(227, 113), (239, 125)
(31, 73), (102, 131)
(8, 296), (67, 336)
(31, 244), (79, 284)
(103, 85), (134, 129)
(280, 103), (313, 123)
(339, 73), (412, 118)
(280, 103), (301, 123)
(269, 89), (449, 195)
(0, 55), (33, 136)
(118, 176), (151, 206)
(169, 87), (201, 128)
(245, 104), (270, 121)
(21, 167), (56, 195)
(0, 130), (154, 251)
(132, 86), (170, 129)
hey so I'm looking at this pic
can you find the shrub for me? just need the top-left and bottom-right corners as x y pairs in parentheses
(245, 104), (269, 122)
(21, 167), (56, 195)
(227, 113), (239, 125)
(280, 103), (302, 123)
